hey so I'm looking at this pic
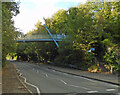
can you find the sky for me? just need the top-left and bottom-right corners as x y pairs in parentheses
(14, 0), (87, 34)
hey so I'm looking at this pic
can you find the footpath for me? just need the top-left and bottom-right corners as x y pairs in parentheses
(2, 62), (30, 94)
(44, 64), (120, 86)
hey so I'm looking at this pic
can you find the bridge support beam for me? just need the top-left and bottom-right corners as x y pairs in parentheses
(44, 24), (60, 48)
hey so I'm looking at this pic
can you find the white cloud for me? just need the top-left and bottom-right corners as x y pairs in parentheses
(14, 0), (87, 34)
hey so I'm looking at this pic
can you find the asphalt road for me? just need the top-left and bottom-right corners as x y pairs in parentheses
(13, 61), (119, 94)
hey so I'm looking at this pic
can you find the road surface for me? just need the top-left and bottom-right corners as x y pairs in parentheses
(14, 61), (119, 94)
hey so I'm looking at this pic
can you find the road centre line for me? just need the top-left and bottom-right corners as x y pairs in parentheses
(87, 90), (98, 93)
(50, 68), (95, 82)
(70, 84), (91, 90)
(45, 74), (48, 77)
(37, 70), (39, 73)
(43, 73), (67, 84)
(43, 73), (91, 90)
(48, 68), (119, 88)
(74, 76), (95, 82)
(106, 89), (115, 91)
(52, 70), (68, 75)
(60, 79), (67, 84)
(16, 65), (96, 93)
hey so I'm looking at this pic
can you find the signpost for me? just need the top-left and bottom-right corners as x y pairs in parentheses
(87, 48), (95, 63)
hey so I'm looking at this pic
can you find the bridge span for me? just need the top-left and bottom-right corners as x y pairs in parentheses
(16, 24), (68, 48)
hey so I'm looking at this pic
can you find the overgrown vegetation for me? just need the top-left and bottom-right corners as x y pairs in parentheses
(2, 2), (20, 67)
(4, 1), (120, 73)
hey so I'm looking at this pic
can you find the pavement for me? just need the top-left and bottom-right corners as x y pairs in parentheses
(43, 63), (120, 86)
(13, 61), (119, 94)
(2, 62), (31, 94)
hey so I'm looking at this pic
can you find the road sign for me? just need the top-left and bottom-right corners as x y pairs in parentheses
(91, 48), (95, 51)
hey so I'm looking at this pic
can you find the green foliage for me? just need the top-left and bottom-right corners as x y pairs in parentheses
(15, 2), (119, 72)
(2, 2), (20, 66)
(104, 50), (119, 73)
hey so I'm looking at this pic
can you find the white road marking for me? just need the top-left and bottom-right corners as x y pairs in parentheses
(62, 73), (69, 75)
(43, 73), (91, 91)
(107, 84), (119, 87)
(49, 68), (95, 82)
(16, 70), (33, 94)
(16, 69), (20, 73)
(70, 84), (91, 90)
(106, 89), (115, 91)
(44, 73), (67, 85)
(37, 70), (39, 73)
(73, 76), (95, 82)
(87, 91), (98, 93)
(60, 80), (67, 84)
(70, 85), (79, 88)
(20, 73), (41, 95)
(52, 70), (68, 75)
(45, 74), (48, 77)
(17, 69), (41, 95)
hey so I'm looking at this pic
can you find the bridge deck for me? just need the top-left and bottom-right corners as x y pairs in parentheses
(16, 39), (62, 42)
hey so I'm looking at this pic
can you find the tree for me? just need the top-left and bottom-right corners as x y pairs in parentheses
(50, 9), (68, 34)
(2, 2), (20, 66)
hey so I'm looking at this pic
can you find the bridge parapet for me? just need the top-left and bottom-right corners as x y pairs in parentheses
(17, 34), (68, 40)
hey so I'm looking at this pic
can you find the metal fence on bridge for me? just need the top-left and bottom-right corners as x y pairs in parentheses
(17, 34), (68, 40)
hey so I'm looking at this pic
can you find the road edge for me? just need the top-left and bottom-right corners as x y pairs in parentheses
(12, 63), (33, 94)
(47, 67), (119, 86)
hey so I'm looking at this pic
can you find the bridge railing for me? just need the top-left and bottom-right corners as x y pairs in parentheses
(17, 34), (68, 40)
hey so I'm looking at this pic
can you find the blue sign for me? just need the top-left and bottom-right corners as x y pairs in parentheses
(91, 48), (95, 51)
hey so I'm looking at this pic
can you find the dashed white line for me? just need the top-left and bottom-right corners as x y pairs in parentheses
(70, 85), (79, 88)
(44, 73), (67, 85)
(60, 80), (67, 84)
(50, 68), (95, 82)
(52, 70), (68, 75)
(62, 73), (69, 75)
(45, 74), (48, 77)
(37, 70), (39, 73)
(70, 84), (91, 90)
(43, 73), (91, 91)
(87, 91), (98, 93)
(106, 89), (115, 91)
